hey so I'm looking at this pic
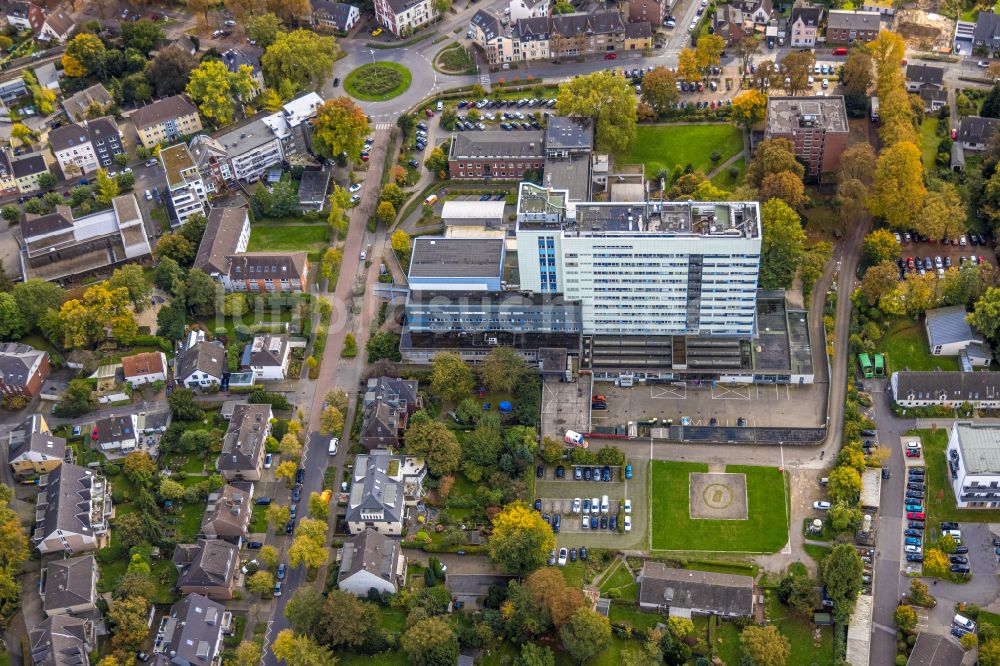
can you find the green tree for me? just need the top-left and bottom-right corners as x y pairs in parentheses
(746, 138), (805, 188)
(122, 19), (164, 54)
(983, 81), (1000, 119)
(402, 616), (458, 666)
(980, 638), (1000, 665)
(246, 570), (275, 596)
(777, 572), (819, 618)
(148, 46), (197, 97)
(970, 287), (1000, 341)
(94, 169), (119, 205)
(842, 50), (874, 97)
(431, 352), (475, 403)
(739, 624), (790, 666)
(109, 264), (152, 312)
(822, 543), (864, 623)
(859, 261), (901, 307)
(424, 147), (448, 176)
(367, 331), (402, 362)
(183, 268), (221, 317)
(13, 279), (64, 331)
(155, 233), (195, 266)
(318, 590), (379, 648)
(488, 501), (555, 574)
(0, 292), (28, 339)
(539, 436), (563, 464)
(186, 60), (254, 126)
(863, 229), (900, 265)
(311, 97), (370, 160)
(559, 607), (612, 664)
(284, 587), (325, 638)
(760, 199), (806, 290)
(63, 33), (106, 77)
(404, 416), (461, 476)
(168, 387), (203, 420)
(829, 501), (863, 532)
(479, 347), (526, 392)
(247, 12), (284, 48)
(518, 643), (555, 666)
(556, 70), (637, 153)
(56, 378), (96, 416)
(894, 604), (917, 632)
(261, 29), (340, 91)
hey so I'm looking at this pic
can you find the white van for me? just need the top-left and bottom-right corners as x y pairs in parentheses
(600, 495), (609, 513)
(564, 430), (588, 448)
(954, 614), (976, 632)
(942, 529), (961, 540)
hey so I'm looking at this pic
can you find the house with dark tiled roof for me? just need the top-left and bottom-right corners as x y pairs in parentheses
(959, 115), (1000, 152)
(347, 450), (426, 535)
(62, 84), (112, 123)
(337, 528), (405, 596)
(360, 376), (421, 450)
(310, 0), (359, 31)
(33, 463), (112, 554)
(825, 9), (881, 43)
(892, 371), (1000, 408)
(201, 484), (253, 542)
(194, 207), (250, 279)
(789, 5), (822, 47)
(924, 305), (991, 364)
(222, 252), (309, 293)
(637, 562), (755, 617)
(29, 615), (94, 666)
(41, 555), (98, 617)
(38, 8), (74, 42)
(49, 116), (124, 177)
(11, 151), (51, 194)
(221, 47), (265, 95)
(714, 5), (748, 45)
(974, 10), (1000, 51)
(93, 414), (139, 452)
(8, 414), (64, 478)
(177, 332), (226, 389)
(173, 539), (241, 600)
(241, 334), (290, 381)
(216, 403), (272, 482)
(0, 341), (49, 398)
(3, 0), (45, 33)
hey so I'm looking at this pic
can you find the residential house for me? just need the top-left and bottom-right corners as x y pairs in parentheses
(737, 0), (771, 25)
(0, 341), (49, 398)
(825, 10), (881, 43)
(221, 47), (265, 95)
(37, 8), (74, 42)
(34, 62), (61, 91)
(216, 403), (272, 482)
(49, 116), (124, 177)
(297, 168), (330, 211)
(918, 85), (948, 113)
(906, 633), (966, 666)
(12, 152), (51, 193)
(131, 95), (202, 150)
(8, 414), (64, 478)
(173, 539), (241, 600)
(946, 421), (1000, 508)
(764, 96), (850, 179)
(190, 135), (234, 191)
(789, 6), (822, 47)
(201, 484), (253, 542)
(16, 194), (151, 283)
(122, 351), (168, 387)
(93, 414), (139, 452)
(310, 0), (360, 31)
(202, 115), (283, 183)
(62, 84), (113, 123)
(360, 376), (421, 450)
(508, 0), (549, 22)
(891, 371), (1000, 409)
(160, 143), (208, 225)
(223, 252), (310, 293)
(469, 10), (510, 64)
(337, 528), (405, 596)
(33, 463), (112, 554)
(637, 561), (755, 617)
(193, 206), (251, 280)
(628, 0), (666, 27)
(974, 10), (1000, 52)
(905, 64), (944, 92)
(165, 35), (198, 56)
(0, 149), (21, 195)
(29, 615), (94, 666)
(0, 75), (27, 102)
(374, 0), (438, 37)
(624, 21), (652, 50)
(924, 305), (991, 365)
(40, 555), (98, 617)
(346, 449), (426, 535)
(152, 594), (232, 665)
(713, 5), (747, 46)
(448, 131), (545, 179)
(241, 334), (290, 381)
(176, 333), (226, 389)
(3, 0), (45, 32)
(959, 115), (1000, 151)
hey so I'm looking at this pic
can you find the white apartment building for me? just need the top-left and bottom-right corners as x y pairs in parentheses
(508, 0), (549, 22)
(374, 0), (436, 36)
(947, 422), (1000, 508)
(514, 183), (761, 338)
(49, 117), (124, 178)
(160, 143), (207, 225)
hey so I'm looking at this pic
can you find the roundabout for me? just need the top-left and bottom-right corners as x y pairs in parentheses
(343, 61), (413, 102)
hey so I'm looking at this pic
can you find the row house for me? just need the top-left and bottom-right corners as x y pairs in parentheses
(223, 252), (309, 293)
(40, 555), (98, 617)
(49, 116), (124, 177)
(788, 5), (822, 47)
(825, 9), (881, 43)
(193, 206), (251, 280)
(34, 463), (112, 555)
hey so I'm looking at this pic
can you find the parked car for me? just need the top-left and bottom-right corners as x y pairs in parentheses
(905, 537), (922, 546)
(602, 466), (612, 482)
(950, 555), (969, 564)
(264, 453), (272, 468)
(625, 464), (633, 479)
(813, 501), (831, 510)
(572, 498), (581, 513)
(536, 465), (544, 478)
(941, 521), (959, 529)
(908, 511), (926, 520)
(557, 547), (568, 565)
(951, 564), (971, 574)
(584, 467), (592, 481)
(906, 553), (924, 562)
(555, 466), (565, 479)
(276, 564), (286, 580)
(552, 514), (560, 533)
(905, 504), (923, 512)
(904, 545), (923, 554)
(582, 498), (591, 513)
(624, 499), (632, 514)
(534, 499), (542, 511)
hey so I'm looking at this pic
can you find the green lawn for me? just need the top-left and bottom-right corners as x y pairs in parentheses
(920, 117), (941, 172)
(608, 604), (662, 631)
(598, 560), (637, 600)
(913, 427), (1000, 526)
(248, 506), (267, 534)
(766, 593), (835, 665)
(693, 615), (742, 665)
(650, 461), (789, 552)
(804, 544), (832, 563)
(616, 124), (744, 176)
(97, 546), (178, 604)
(247, 225), (330, 262)
(344, 62), (412, 102)
(710, 156), (746, 191)
(881, 321), (958, 373)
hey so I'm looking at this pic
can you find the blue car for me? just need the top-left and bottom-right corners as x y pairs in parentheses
(905, 537), (922, 546)
(534, 499), (542, 511)
(590, 516), (598, 529)
(624, 464), (633, 479)
(276, 564), (286, 580)
(583, 467), (592, 481)
(552, 514), (561, 533)
(906, 504), (924, 512)
(582, 498), (591, 513)
(292, 486), (301, 502)
(602, 466), (612, 482)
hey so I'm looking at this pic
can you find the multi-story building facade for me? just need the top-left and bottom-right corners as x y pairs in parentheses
(825, 9), (881, 43)
(0, 148), (18, 195)
(891, 371), (1000, 409)
(153, 594), (232, 665)
(346, 449), (426, 535)
(764, 96), (850, 180)
(508, 0), (549, 22)
(374, 0), (437, 37)
(194, 207), (252, 280)
(448, 131), (546, 179)
(0, 342), (49, 397)
(206, 117), (284, 183)
(34, 463), (112, 554)
(789, 6), (822, 47)
(8, 414), (63, 479)
(515, 182), (761, 338)
(628, 0), (666, 27)
(160, 143), (208, 225)
(49, 117), (124, 177)
(131, 95), (202, 149)
(223, 252), (309, 293)
(216, 403), (272, 482)
(947, 422), (1000, 508)
(11, 151), (49, 193)
(310, 0), (360, 31)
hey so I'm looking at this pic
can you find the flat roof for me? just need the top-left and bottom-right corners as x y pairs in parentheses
(954, 422), (1000, 474)
(409, 237), (504, 279)
(159, 143), (196, 189)
(441, 200), (506, 221)
(766, 96), (849, 135)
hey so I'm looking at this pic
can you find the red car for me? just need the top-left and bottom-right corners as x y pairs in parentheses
(604, 53), (617, 59)
(832, 47), (848, 56)
(906, 448), (921, 458)
(907, 511), (925, 520)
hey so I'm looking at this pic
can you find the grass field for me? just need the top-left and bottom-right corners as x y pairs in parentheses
(766, 593), (835, 665)
(881, 321), (958, 373)
(248, 225), (330, 262)
(616, 124), (744, 176)
(344, 62), (412, 101)
(598, 560), (637, 600)
(920, 118), (941, 172)
(608, 604), (662, 631)
(650, 461), (789, 552)
(710, 156), (745, 191)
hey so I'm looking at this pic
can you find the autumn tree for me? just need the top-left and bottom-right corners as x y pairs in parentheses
(677, 47), (700, 82)
(838, 142), (877, 186)
(920, 180), (967, 241)
(556, 70), (636, 153)
(430, 351), (474, 403)
(308, 491), (329, 520)
(376, 200), (396, 225)
(234, 641), (262, 666)
(894, 604), (917, 632)
(735, 35), (759, 70)
(402, 616), (458, 666)
(63, 33), (106, 78)
(311, 97), (370, 160)
(859, 261), (901, 306)
(289, 531), (329, 570)
(780, 50), (814, 96)
(731, 89), (768, 129)
(247, 12), (284, 47)
(186, 60), (255, 126)
(319, 405), (344, 435)
(970, 287), (1000, 341)
(527, 567), (586, 627)
(274, 460), (298, 488)
(560, 608), (611, 664)
(58, 282), (134, 349)
(488, 501), (555, 574)
(746, 138), (804, 189)
(760, 199), (806, 290)
(95, 168), (119, 205)
(759, 170), (808, 211)
(246, 570), (275, 596)
(740, 624), (790, 666)
(862, 229), (900, 265)
(480, 347), (526, 392)
(262, 29), (339, 91)
(870, 141), (926, 230)
(828, 465), (863, 504)
(841, 50), (874, 97)
(270, 630), (336, 666)
(108, 596), (151, 648)
(404, 414), (461, 476)
(640, 66), (679, 114)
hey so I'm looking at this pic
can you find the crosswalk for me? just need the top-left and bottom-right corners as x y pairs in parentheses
(374, 122), (393, 130)
(479, 73), (491, 90)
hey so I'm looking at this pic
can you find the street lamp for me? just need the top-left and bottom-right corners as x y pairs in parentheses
(369, 49), (376, 66)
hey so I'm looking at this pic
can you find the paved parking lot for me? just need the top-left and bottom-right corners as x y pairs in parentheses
(541, 376), (592, 439)
(895, 236), (997, 279)
(590, 381), (827, 430)
(535, 461), (646, 549)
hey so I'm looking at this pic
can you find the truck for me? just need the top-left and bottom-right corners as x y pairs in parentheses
(564, 430), (589, 448)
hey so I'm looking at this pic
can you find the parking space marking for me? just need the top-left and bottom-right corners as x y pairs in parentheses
(541, 381), (558, 414)
(712, 384), (751, 400)
(651, 384), (686, 399)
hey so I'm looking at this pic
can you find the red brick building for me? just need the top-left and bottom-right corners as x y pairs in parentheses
(448, 131), (546, 180)
(0, 343), (50, 398)
(764, 96), (850, 181)
(628, 0), (666, 26)
(825, 9), (881, 43)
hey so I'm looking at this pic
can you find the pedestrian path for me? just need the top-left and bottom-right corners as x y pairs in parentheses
(373, 122), (394, 130)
